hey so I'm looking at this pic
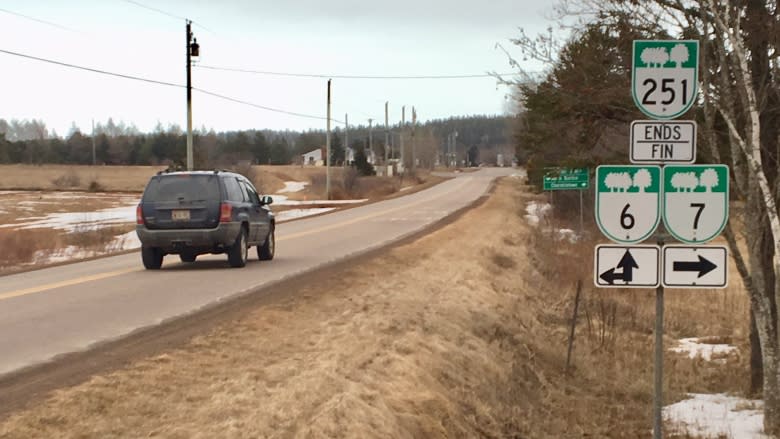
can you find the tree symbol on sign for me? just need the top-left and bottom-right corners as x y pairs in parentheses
(605, 172), (632, 192)
(699, 168), (719, 192)
(671, 172), (698, 192)
(670, 44), (689, 68)
(640, 47), (669, 68)
(632, 169), (652, 193)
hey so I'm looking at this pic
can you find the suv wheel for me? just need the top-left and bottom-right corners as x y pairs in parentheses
(141, 246), (163, 270)
(227, 227), (248, 268)
(258, 226), (275, 261)
(180, 253), (197, 263)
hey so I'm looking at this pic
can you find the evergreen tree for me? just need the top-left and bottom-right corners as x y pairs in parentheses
(352, 145), (374, 176)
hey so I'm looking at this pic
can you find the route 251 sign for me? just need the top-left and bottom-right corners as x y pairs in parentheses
(596, 165), (661, 244)
(632, 40), (699, 119)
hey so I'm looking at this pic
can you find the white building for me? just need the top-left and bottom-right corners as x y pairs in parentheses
(301, 148), (324, 166)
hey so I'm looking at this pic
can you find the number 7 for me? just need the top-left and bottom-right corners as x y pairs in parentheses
(690, 203), (705, 230)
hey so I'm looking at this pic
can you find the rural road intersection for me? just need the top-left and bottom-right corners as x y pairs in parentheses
(0, 168), (516, 377)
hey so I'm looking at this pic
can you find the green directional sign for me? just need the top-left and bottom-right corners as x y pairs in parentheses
(663, 165), (729, 244)
(632, 40), (699, 119)
(543, 167), (589, 190)
(595, 165), (661, 244)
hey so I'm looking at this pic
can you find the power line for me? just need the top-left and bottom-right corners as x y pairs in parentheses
(0, 7), (77, 32)
(120, 0), (212, 33)
(0, 48), (183, 88)
(194, 88), (342, 124)
(194, 64), (520, 80)
(0, 48), (338, 123)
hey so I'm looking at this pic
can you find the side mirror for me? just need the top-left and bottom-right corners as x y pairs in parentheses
(260, 195), (273, 205)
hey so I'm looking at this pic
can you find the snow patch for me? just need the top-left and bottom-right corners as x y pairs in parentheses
(1, 203), (138, 231)
(277, 181), (308, 193)
(113, 230), (142, 251)
(525, 201), (552, 226)
(277, 208), (335, 222)
(270, 194), (367, 206)
(670, 338), (738, 362)
(664, 393), (768, 438)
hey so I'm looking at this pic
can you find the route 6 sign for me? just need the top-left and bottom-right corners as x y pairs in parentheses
(663, 165), (729, 243)
(632, 40), (699, 119)
(596, 165), (661, 244)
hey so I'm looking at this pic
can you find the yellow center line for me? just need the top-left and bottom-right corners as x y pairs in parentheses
(0, 268), (137, 301)
(0, 177), (473, 302)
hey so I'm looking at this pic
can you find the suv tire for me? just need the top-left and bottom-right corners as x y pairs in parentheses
(180, 253), (197, 263)
(258, 225), (275, 261)
(142, 246), (163, 270)
(227, 227), (248, 268)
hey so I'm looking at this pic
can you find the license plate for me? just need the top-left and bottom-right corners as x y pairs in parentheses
(172, 210), (190, 221)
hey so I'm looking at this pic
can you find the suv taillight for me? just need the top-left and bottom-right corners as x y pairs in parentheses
(136, 204), (144, 225)
(219, 203), (232, 223)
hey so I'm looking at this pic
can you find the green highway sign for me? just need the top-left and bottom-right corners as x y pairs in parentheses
(663, 165), (729, 244)
(595, 165), (661, 244)
(632, 40), (699, 119)
(543, 168), (589, 190)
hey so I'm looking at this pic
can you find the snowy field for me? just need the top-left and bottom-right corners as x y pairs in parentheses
(0, 181), (363, 267)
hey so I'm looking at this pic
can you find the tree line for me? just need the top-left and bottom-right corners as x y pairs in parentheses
(0, 115), (514, 169)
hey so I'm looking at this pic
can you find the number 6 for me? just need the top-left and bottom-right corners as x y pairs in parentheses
(621, 204), (635, 229)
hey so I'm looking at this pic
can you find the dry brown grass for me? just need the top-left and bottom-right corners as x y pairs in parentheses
(0, 165), (166, 192)
(0, 225), (133, 273)
(0, 228), (62, 267)
(0, 178), (749, 438)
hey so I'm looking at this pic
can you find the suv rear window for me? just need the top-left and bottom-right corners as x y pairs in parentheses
(143, 174), (221, 203)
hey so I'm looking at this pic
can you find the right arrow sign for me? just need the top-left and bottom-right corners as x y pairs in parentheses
(663, 245), (728, 288)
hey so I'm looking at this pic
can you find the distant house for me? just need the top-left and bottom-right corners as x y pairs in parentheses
(301, 148), (325, 166)
(344, 147), (377, 166)
(345, 147), (355, 165)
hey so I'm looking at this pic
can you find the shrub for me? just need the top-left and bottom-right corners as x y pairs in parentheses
(87, 179), (105, 192)
(51, 169), (81, 188)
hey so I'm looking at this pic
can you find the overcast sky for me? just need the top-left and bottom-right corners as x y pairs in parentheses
(0, 0), (555, 136)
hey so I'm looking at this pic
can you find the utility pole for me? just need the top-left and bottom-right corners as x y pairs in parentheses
(400, 106), (405, 171)
(185, 20), (199, 171)
(384, 101), (389, 164)
(326, 79), (331, 200)
(91, 119), (96, 166)
(411, 107), (417, 173)
(344, 113), (349, 167)
(368, 118), (373, 162)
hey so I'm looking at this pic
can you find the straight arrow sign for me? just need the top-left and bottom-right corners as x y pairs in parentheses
(600, 250), (639, 284)
(595, 245), (660, 288)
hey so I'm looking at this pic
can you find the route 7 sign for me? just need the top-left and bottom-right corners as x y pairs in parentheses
(663, 245), (728, 288)
(596, 165), (661, 244)
(630, 120), (696, 163)
(663, 165), (729, 243)
(595, 245), (660, 288)
(632, 40), (699, 119)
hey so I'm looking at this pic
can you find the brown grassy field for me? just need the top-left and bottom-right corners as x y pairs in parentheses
(0, 164), (438, 199)
(0, 164), (167, 192)
(0, 178), (749, 438)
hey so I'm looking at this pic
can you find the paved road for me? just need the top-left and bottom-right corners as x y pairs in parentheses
(0, 168), (515, 376)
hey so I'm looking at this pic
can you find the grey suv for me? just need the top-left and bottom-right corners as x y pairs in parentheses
(136, 170), (275, 269)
